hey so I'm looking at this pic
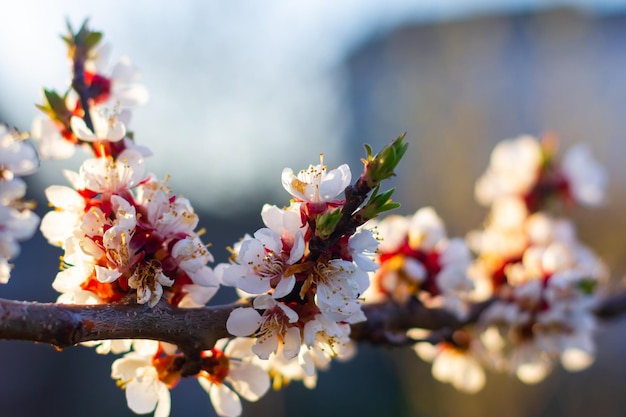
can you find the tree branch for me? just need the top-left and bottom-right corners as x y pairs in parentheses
(0, 298), (235, 351)
(1, 289), (625, 356)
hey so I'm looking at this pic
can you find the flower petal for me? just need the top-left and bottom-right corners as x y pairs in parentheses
(226, 308), (262, 337)
(228, 362), (270, 401)
(210, 383), (242, 417)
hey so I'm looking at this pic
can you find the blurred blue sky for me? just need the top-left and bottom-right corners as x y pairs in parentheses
(0, 0), (624, 214)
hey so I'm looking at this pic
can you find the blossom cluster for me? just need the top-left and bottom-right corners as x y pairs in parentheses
(37, 23), (217, 310)
(218, 157), (379, 387)
(369, 135), (608, 393)
(31, 23), (252, 417)
(111, 338), (270, 417)
(466, 136), (607, 387)
(28, 21), (408, 417)
(365, 207), (473, 318)
(0, 125), (40, 283)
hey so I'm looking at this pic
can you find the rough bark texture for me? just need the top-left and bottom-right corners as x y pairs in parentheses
(1, 289), (624, 352)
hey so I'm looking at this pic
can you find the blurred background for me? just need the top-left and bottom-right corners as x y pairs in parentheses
(2, 0), (626, 416)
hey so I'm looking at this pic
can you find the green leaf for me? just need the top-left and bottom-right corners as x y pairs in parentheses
(578, 279), (597, 295)
(315, 209), (343, 240)
(362, 133), (408, 187)
(84, 31), (103, 51)
(357, 186), (400, 221)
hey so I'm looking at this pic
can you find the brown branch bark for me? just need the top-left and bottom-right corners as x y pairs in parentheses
(0, 299), (235, 352)
(0, 290), (625, 356)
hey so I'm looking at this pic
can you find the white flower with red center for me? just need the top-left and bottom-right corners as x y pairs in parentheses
(226, 295), (301, 360)
(111, 341), (172, 417)
(369, 208), (473, 316)
(167, 237), (218, 308)
(261, 202), (308, 246)
(476, 223), (605, 384)
(79, 148), (145, 195)
(81, 195), (137, 284)
(561, 144), (607, 207)
(313, 259), (368, 324)
(70, 110), (126, 143)
(171, 236), (216, 285)
(222, 228), (304, 298)
(475, 135), (543, 206)
(302, 313), (354, 366)
(197, 338), (270, 417)
(43, 153), (215, 308)
(135, 179), (198, 238)
(281, 157), (351, 206)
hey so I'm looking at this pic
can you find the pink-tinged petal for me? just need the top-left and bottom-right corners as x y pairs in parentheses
(227, 308), (262, 337)
(95, 265), (122, 283)
(228, 362), (270, 402)
(272, 275), (295, 299)
(210, 383), (242, 417)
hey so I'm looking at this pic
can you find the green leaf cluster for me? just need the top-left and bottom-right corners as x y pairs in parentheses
(362, 133), (408, 188)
